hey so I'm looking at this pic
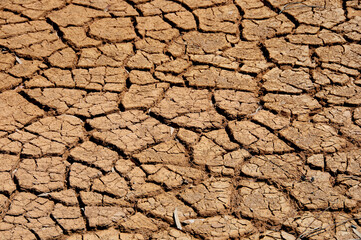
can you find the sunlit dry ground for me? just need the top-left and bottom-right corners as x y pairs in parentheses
(0, 0), (360, 239)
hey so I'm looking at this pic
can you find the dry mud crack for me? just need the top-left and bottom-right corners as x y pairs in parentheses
(0, 0), (361, 239)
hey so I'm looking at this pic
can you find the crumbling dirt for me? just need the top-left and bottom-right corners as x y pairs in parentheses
(0, 0), (361, 239)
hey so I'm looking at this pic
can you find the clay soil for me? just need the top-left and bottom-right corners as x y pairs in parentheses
(0, 0), (361, 239)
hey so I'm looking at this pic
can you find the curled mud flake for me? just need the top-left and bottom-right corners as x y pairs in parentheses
(52, 203), (86, 232)
(251, 110), (290, 130)
(340, 123), (361, 142)
(214, 90), (259, 119)
(47, 4), (109, 27)
(185, 215), (256, 239)
(4, 192), (62, 239)
(322, 62), (360, 77)
(269, 0), (345, 28)
(152, 229), (196, 239)
(236, 180), (296, 223)
(48, 47), (77, 68)
(185, 66), (258, 91)
(307, 154), (325, 169)
(242, 15), (295, 41)
(192, 136), (226, 166)
(325, 150), (361, 176)
(70, 141), (119, 172)
(290, 168), (356, 210)
(120, 212), (166, 233)
(72, 66), (127, 92)
(241, 154), (304, 188)
(316, 44), (361, 70)
(88, 111), (172, 153)
(72, 0), (138, 17)
(136, 16), (179, 41)
(280, 121), (347, 153)
(122, 83), (169, 109)
(315, 83), (361, 105)
(182, 32), (230, 55)
(145, 164), (205, 188)
(312, 68), (351, 86)
(333, 16), (361, 41)
(138, 192), (197, 223)
(0, 154), (18, 195)
(15, 157), (68, 193)
(49, 189), (78, 206)
(179, 177), (232, 216)
(92, 172), (129, 198)
(42, 68), (74, 87)
(84, 206), (134, 228)
(223, 41), (265, 61)
(133, 140), (189, 165)
(265, 37), (315, 67)
(164, 11), (197, 30)
(312, 106), (357, 125)
(66, 229), (145, 240)
(61, 27), (101, 48)
(287, 29), (346, 45)
(263, 93), (321, 115)
(137, 0), (185, 16)
(153, 87), (226, 130)
(177, 128), (199, 146)
(89, 18), (136, 42)
(228, 120), (293, 153)
(262, 67), (314, 94)
(194, 5), (240, 34)
(0, 91), (44, 132)
(69, 163), (102, 190)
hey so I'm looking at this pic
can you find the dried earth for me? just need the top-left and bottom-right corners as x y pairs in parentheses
(0, 0), (360, 239)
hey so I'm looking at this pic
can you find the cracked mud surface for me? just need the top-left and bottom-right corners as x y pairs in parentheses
(0, 0), (360, 239)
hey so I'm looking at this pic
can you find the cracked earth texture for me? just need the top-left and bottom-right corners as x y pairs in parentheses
(0, 0), (360, 239)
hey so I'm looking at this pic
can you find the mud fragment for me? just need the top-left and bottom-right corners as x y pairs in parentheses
(152, 87), (226, 130)
(236, 180), (296, 223)
(214, 90), (259, 118)
(88, 110), (172, 153)
(185, 215), (255, 239)
(229, 120), (293, 153)
(280, 121), (347, 153)
(179, 177), (232, 216)
(193, 5), (240, 34)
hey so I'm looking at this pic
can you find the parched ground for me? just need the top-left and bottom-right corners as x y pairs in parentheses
(0, 0), (360, 239)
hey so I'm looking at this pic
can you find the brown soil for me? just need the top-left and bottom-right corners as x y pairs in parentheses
(0, 0), (360, 239)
